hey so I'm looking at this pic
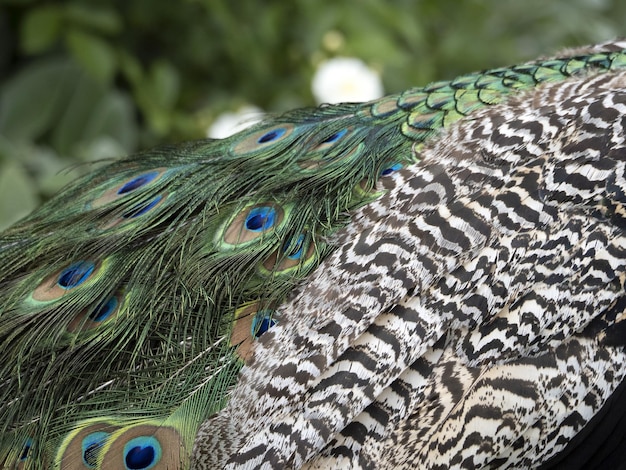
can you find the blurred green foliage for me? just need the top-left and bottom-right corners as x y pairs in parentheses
(0, 0), (625, 228)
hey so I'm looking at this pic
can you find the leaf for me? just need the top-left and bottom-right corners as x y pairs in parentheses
(150, 60), (180, 110)
(18, 144), (79, 198)
(50, 71), (106, 156)
(65, 29), (116, 84)
(82, 91), (137, 153)
(63, 4), (122, 35)
(77, 136), (129, 163)
(0, 161), (38, 230)
(20, 5), (63, 54)
(118, 50), (143, 86)
(51, 72), (137, 157)
(0, 58), (78, 142)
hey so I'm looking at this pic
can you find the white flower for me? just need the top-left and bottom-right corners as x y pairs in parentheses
(312, 57), (384, 104)
(207, 105), (264, 139)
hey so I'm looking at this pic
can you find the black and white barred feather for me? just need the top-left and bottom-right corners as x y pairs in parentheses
(3, 39), (626, 470)
(193, 63), (626, 468)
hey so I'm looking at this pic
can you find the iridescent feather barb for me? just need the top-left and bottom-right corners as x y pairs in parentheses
(2, 40), (626, 469)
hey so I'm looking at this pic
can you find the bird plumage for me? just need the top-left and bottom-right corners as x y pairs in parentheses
(2, 40), (626, 469)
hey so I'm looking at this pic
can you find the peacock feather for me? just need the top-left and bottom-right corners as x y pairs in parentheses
(1, 40), (626, 469)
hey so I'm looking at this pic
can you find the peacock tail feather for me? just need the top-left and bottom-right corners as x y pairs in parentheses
(1, 40), (626, 469)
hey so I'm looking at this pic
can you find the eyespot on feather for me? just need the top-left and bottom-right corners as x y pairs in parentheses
(231, 124), (295, 154)
(123, 436), (161, 470)
(99, 424), (186, 470)
(66, 291), (124, 333)
(58, 262), (95, 289)
(122, 195), (164, 219)
(251, 311), (277, 338)
(244, 206), (277, 232)
(19, 440), (32, 462)
(257, 127), (286, 143)
(91, 168), (168, 209)
(231, 302), (278, 361)
(299, 141), (362, 170)
(82, 431), (109, 468)
(311, 128), (350, 152)
(118, 172), (160, 195)
(10, 438), (34, 469)
(222, 203), (285, 245)
(380, 163), (403, 176)
(56, 420), (120, 470)
(261, 233), (316, 273)
(99, 193), (168, 230)
(32, 260), (105, 302)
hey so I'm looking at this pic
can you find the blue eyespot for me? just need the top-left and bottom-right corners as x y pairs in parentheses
(124, 436), (161, 470)
(82, 432), (109, 468)
(284, 234), (305, 260)
(58, 262), (95, 289)
(122, 195), (163, 219)
(257, 127), (286, 144)
(321, 129), (348, 144)
(252, 311), (277, 338)
(245, 206), (277, 232)
(89, 296), (119, 322)
(381, 163), (403, 176)
(117, 172), (159, 195)
(19, 439), (32, 461)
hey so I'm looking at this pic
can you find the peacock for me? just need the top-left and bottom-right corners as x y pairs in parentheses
(2, 38), (626, 469)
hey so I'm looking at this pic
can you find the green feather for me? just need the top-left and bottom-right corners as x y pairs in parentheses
(1, 44), (626, 469)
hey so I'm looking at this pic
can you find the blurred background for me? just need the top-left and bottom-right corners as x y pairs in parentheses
(0, 0), (625, 229)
